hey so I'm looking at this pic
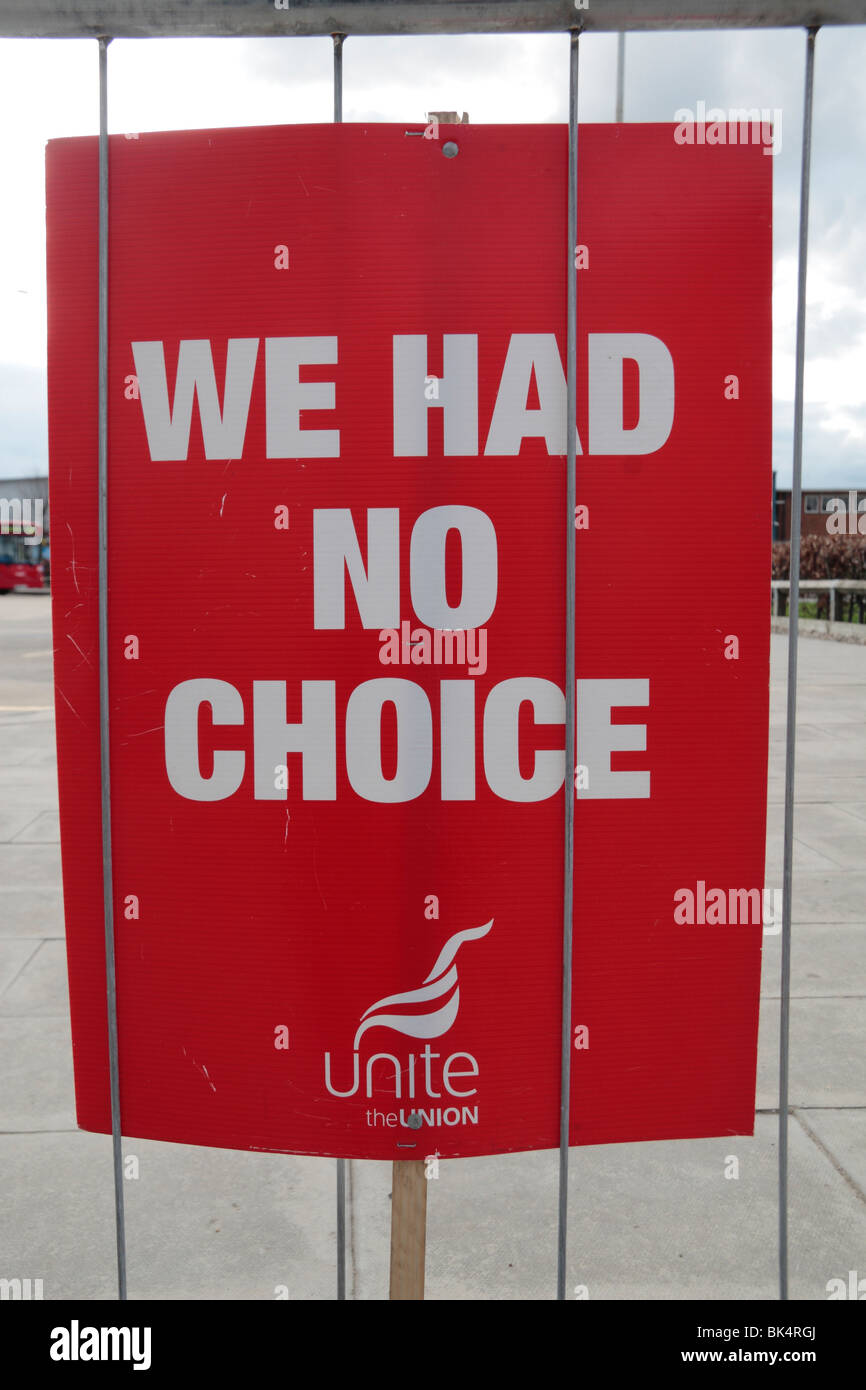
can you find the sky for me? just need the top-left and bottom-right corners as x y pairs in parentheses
(0, 25), (864, 487)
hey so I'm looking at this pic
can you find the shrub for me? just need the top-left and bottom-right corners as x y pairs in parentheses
(772, 536), (866, 580)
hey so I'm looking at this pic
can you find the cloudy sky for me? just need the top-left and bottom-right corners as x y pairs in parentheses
(1, 24), (864, 487)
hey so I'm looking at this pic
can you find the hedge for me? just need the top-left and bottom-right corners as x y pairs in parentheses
(772, 536), (866, 580)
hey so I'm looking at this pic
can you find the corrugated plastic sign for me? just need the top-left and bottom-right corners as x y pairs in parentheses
(47, 123), (771, 1159)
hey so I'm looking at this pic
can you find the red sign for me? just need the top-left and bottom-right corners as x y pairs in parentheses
(47, 123), (771, 1160)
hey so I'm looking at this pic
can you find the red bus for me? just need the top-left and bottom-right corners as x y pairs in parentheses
(0, 523), (45, 593)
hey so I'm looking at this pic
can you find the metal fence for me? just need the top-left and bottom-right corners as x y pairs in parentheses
(772, 579), (866, 623)
(3, 0), (865, 1302)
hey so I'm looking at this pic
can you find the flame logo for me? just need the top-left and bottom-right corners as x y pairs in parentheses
(353, 920), (493, 1050)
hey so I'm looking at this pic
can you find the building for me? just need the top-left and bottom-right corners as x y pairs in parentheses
(774, 487), (866, 541)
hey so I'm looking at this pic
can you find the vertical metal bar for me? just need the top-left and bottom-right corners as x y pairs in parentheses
(97, 33), (127, 1303)
(332, 25), (347, 1305)
(779, 24), (818, 1305)
(615, 33), (625, 122)
(336, 1152), (346, 1300)
(557, 26), (580, 1304)
(332, 32), (344, 123)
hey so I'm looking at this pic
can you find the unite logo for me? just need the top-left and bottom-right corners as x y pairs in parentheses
(324, 921), (492, 1130)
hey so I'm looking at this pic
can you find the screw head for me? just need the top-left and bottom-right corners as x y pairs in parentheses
(442, 141), (459, 159)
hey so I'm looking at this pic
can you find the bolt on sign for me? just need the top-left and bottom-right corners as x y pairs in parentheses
(47, 124), (771, 1160)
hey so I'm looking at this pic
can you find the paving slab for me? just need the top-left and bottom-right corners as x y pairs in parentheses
(17, 744), (63, 769)
(0, 1132), (116, 1300)
(0, 1016), (77, 1131)
(0, 843), (62, 889)
(0, 939), (69, 1016)
(0, 728), (56, 773)
(768, 721), (831, 743)
(777, 871), (866, 924)
(351, 1116), (866, 1301)
(12, 809), (60, 843)
(792, 804), (866, 837)
(0, 938), (40, 996)
(0, 767), (62, 809)
(122, 1140), (339, 1300)
(768, 777), (866, 805)
(756, 998), (866, 1109)
(0, 887), (65, 939)
(795, 1108), (866, 1203)
(0, 719), (57, 752)
(761, 921), (866, 999)
(0, 808), (44, 841)
(0, 1130), (342, 1301)
(789, 831), (866, 872)
(764, 833), (840, 876)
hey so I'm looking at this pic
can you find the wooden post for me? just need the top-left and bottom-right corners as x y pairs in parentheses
(389, 1160), (427, 1299)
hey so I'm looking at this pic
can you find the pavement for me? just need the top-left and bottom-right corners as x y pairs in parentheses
(1, 591), (864, 1300)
